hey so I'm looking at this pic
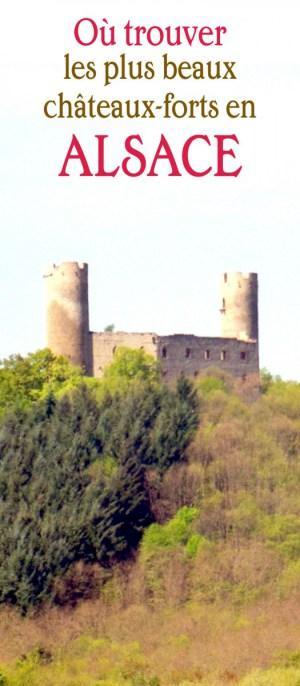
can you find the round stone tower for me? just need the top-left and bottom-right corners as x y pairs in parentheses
(220, 272), (258, 341)
(44, 262), (90, 371)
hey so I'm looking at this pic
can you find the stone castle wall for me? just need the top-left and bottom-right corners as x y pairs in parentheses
(157, 334), (258, 382)
(90, 331), (258, 383)
(90, 332), (158, 377)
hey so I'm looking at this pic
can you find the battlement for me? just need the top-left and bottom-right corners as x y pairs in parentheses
(44, 262), (88, 277)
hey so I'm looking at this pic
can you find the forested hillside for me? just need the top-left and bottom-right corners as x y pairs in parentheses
(0, 349), (300, 685)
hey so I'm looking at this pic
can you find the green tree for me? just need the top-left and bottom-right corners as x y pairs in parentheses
(101, 347), (160, 393)
(89, 441), (153, 564)
(0, 349), (84, 416)
(151, 377), (199, 471)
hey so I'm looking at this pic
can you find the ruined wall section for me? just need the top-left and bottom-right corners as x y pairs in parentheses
(157, 335), (259, 383)
(90, 331), (158, 377)
(90, 331), (259, 384)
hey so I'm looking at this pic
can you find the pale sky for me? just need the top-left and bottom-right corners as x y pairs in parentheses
(1, 0), (299, 379)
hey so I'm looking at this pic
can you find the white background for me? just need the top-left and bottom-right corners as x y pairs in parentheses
(0, 0), (299, 378)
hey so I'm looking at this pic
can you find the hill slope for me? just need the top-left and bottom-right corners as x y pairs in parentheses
(1, 350), (300, 684)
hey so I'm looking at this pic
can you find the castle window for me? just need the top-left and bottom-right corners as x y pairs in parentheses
(222, 298), (226, 310)
(152, 336), (157, 345)
(224, 273), (228, 283)
(221, 350), (227, 361)
(112, 346), (117, 355)
(204, 350), (210, 361)
(240, 351), (247, 361)
(162, 346), (167, 359)
(194, 371), (199, 378)
(185, 348), (191, 359)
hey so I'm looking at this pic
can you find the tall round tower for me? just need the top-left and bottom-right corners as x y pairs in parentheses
(44, 262), (90, 371)
(220, 272), (258, 341)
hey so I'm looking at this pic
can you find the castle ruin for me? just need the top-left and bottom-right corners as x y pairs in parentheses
(44, 262), (259, 384)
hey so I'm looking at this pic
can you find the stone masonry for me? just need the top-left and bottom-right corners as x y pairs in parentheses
(44, 263), (259, 384)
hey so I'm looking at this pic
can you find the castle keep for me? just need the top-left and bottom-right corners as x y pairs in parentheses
(44, 263), (259, 383)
